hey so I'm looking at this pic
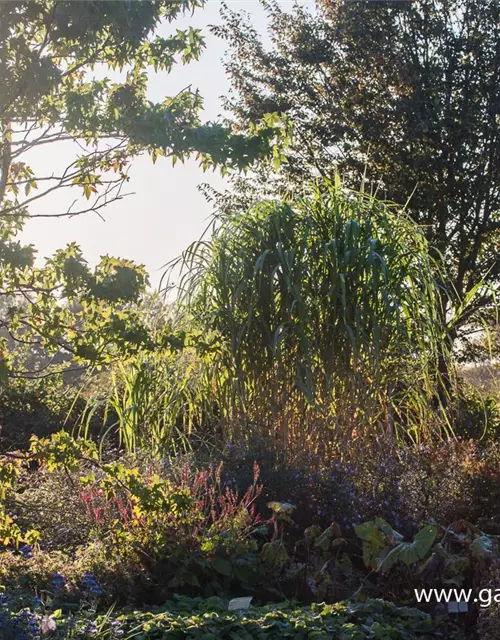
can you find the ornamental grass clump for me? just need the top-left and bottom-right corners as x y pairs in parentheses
(172, 178), (451, 456)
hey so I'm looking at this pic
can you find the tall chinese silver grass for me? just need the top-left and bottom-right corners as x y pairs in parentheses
(173, 179), (452, 456)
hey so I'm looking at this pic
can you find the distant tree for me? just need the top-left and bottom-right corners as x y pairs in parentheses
(0, 0), (285, 381)
(216, 0), (500, 346)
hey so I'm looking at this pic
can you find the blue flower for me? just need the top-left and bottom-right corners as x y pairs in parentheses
(11, 608), (40, 640)
(51, 573), (66, 589)
(82, 573), (103, 597)
(20, 544), (33, 559)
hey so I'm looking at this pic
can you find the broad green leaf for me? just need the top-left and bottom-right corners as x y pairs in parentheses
(267, 501), (296, 514)
(260, 540), (289, 571)
(210, 555), (232, 577)
(378, 525), (438, 573)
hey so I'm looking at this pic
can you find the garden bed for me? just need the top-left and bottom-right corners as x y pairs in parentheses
(0, 595), (463, 639)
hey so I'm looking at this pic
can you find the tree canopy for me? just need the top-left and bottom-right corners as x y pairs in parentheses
(0, 0), (285, 381)
(217, 0), (500, 337)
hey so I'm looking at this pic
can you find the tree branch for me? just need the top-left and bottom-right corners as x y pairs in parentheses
(0, 121), (12, 204)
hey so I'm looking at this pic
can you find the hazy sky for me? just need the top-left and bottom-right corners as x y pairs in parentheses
(21, 1), (313, 288)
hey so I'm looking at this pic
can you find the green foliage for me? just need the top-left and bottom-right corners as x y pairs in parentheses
(174, 179), (450, 450)
(354, 516), (494, 592)
(0, 595), (461, 639)
(0, 433), (267, 601)
(355, 520), (438, 573)
(30, 431), (98, 472)
(0, 0), (286, 384)
(219, 0), (500, 335)
(0, 367), (110, 452)
(0, 459), (39, 548)
(79, 353), (195, 457)
(1, 242), (164, 376)
(379, 526), (438, 573)
(453, 380), (500, 440)
(0, 0), (279, 175)
(72, 294), (217, 457)
(355, 519), (403, 572)
(261, 539), (289, 572)
(1, 430), (500, 625)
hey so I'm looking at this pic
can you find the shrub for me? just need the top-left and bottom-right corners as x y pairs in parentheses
(85, 460), (266, 602)
(1, 434), (269, 603)
(220, 438), (500, 535)
(0, 374), (109, 453)
(6, 469), (95, 551)
(3, 430), (500, 623)
(352, 441), (480, 526)
(453, 382), (500, 441)
(0, 377), (75, 452)
(472, 538), (500, 640)
(220, 438), (360, 532)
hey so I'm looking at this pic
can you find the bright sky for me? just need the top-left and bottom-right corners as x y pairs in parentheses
(20, 1), (313, 288)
